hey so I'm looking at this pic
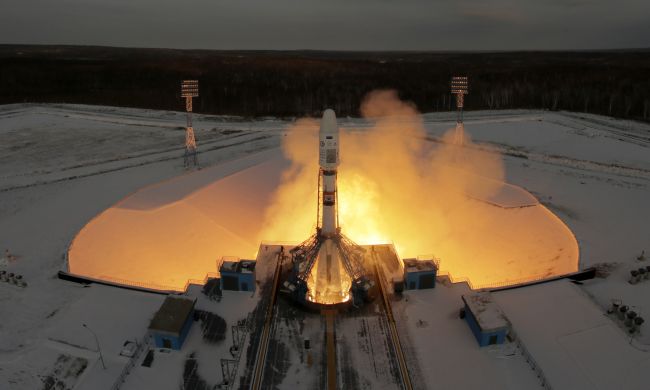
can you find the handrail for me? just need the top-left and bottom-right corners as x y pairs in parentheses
(110, 335), (151, 390)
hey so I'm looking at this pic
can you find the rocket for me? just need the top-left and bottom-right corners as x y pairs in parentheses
(318, 109), (339, 236)
(283, 108), (372, 306)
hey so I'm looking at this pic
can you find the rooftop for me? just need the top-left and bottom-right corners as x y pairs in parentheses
(148, 296), (196, 335)
(220, 259), (256, 274)
(462, 292), (509, 332)
(492, 280), (650, 390)
(403, 258), (437, 273)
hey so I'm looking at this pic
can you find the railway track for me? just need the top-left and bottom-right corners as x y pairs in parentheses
(372, 251), (414, 390)
(249, 248), (413, 390)
(249, 250), (284, 390)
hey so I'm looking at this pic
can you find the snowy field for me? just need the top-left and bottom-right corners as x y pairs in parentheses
(1, 103), (650, 389)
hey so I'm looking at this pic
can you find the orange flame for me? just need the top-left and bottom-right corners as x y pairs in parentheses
(260, 90), (578, 288)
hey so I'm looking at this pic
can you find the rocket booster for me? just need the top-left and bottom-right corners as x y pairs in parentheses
(319, 109), (339, 235)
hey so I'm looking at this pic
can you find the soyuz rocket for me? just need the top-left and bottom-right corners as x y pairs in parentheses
(318, 109), (340, 236)
(283, 108), (371, 306)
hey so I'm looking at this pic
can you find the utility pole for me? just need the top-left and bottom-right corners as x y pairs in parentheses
(83, 323), (106, 369)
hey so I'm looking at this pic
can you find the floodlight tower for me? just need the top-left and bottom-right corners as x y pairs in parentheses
(181, 80), (199, 168)
(451, 76), (469, 146)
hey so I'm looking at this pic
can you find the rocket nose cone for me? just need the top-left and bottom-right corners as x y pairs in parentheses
(322, 109), (336, 121)
(320, 109), (337, 134)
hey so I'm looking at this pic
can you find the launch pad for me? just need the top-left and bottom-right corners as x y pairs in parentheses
(252, 243), (407, 389)
(65, 106), (580, 294)
(281, 232), (378, 308)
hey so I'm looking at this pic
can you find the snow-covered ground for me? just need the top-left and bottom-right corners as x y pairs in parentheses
(1, 103), (649, 389)
(493, 279), (650, 390)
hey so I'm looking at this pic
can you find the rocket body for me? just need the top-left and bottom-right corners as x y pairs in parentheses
(319, 109), (339, 236)
(283, 108), (369, 306)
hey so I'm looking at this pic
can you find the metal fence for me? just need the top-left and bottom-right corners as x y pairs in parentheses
(92, 271), (221, 295)
(180, 314), (253, 390)
(437, 269), (560, 291)
(110, 335), (151, 390)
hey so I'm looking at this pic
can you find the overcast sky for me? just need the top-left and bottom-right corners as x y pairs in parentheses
(1, 0), (649, 50)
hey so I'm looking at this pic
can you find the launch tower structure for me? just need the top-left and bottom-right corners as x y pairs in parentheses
(451, 76), (469, 146)
(181, 80), (199, 169)
(284, 109), (374, 307)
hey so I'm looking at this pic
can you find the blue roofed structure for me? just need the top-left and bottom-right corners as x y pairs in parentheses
(403, 258), (437, 290)
(219, 259), (256, 292)
(148, 296), (196, 350)
(462, 292), (510, 347)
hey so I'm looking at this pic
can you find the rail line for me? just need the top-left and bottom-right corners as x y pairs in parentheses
(249, 250), (283, 390)
(372, 251), (414, 390)
(324, 309), (338, 390)
(250, 248), (412, 390)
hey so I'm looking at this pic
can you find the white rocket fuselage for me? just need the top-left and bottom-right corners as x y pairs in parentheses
(319, 109), (340, 236)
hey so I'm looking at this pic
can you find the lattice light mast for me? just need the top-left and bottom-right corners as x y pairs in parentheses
(181, 80), (199, 168)
(451, 76), (469, 146)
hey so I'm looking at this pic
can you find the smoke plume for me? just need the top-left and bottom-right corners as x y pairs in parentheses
(259, 90), (577, 286)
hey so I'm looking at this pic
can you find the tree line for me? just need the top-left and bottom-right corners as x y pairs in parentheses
(0, 45), (648, 121)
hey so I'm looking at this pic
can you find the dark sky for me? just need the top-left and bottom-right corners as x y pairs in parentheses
(1, 0), (649, 50)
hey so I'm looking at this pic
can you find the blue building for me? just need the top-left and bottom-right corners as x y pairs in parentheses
(403, 258), (437, 290)
(220, 259), (256, 292)
(149, 296), (196, 350)
(462, 293), (509, 347)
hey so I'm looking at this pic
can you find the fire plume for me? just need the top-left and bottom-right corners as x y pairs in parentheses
(260, 90), (578, 288)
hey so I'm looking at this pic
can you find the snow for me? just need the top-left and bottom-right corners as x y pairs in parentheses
(118, 285), (260, 390)
(465, 176), (539, 208)
(0, 284), (165, 389)
(0, 103), (280, 389)
(394, 283), (541, 390)
(1, 103), (650, 389)
(463, 292), (509, 332)
(493, 280), (650, 390)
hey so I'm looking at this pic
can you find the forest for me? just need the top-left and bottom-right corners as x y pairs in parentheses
(1, 45), (649, 121)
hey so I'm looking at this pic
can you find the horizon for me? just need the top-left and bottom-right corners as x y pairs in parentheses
(1, 0), (649, 51)
(2, 43), (650, 54)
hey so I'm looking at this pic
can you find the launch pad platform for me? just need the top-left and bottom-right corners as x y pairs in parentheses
(244, 243), (415, 389)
